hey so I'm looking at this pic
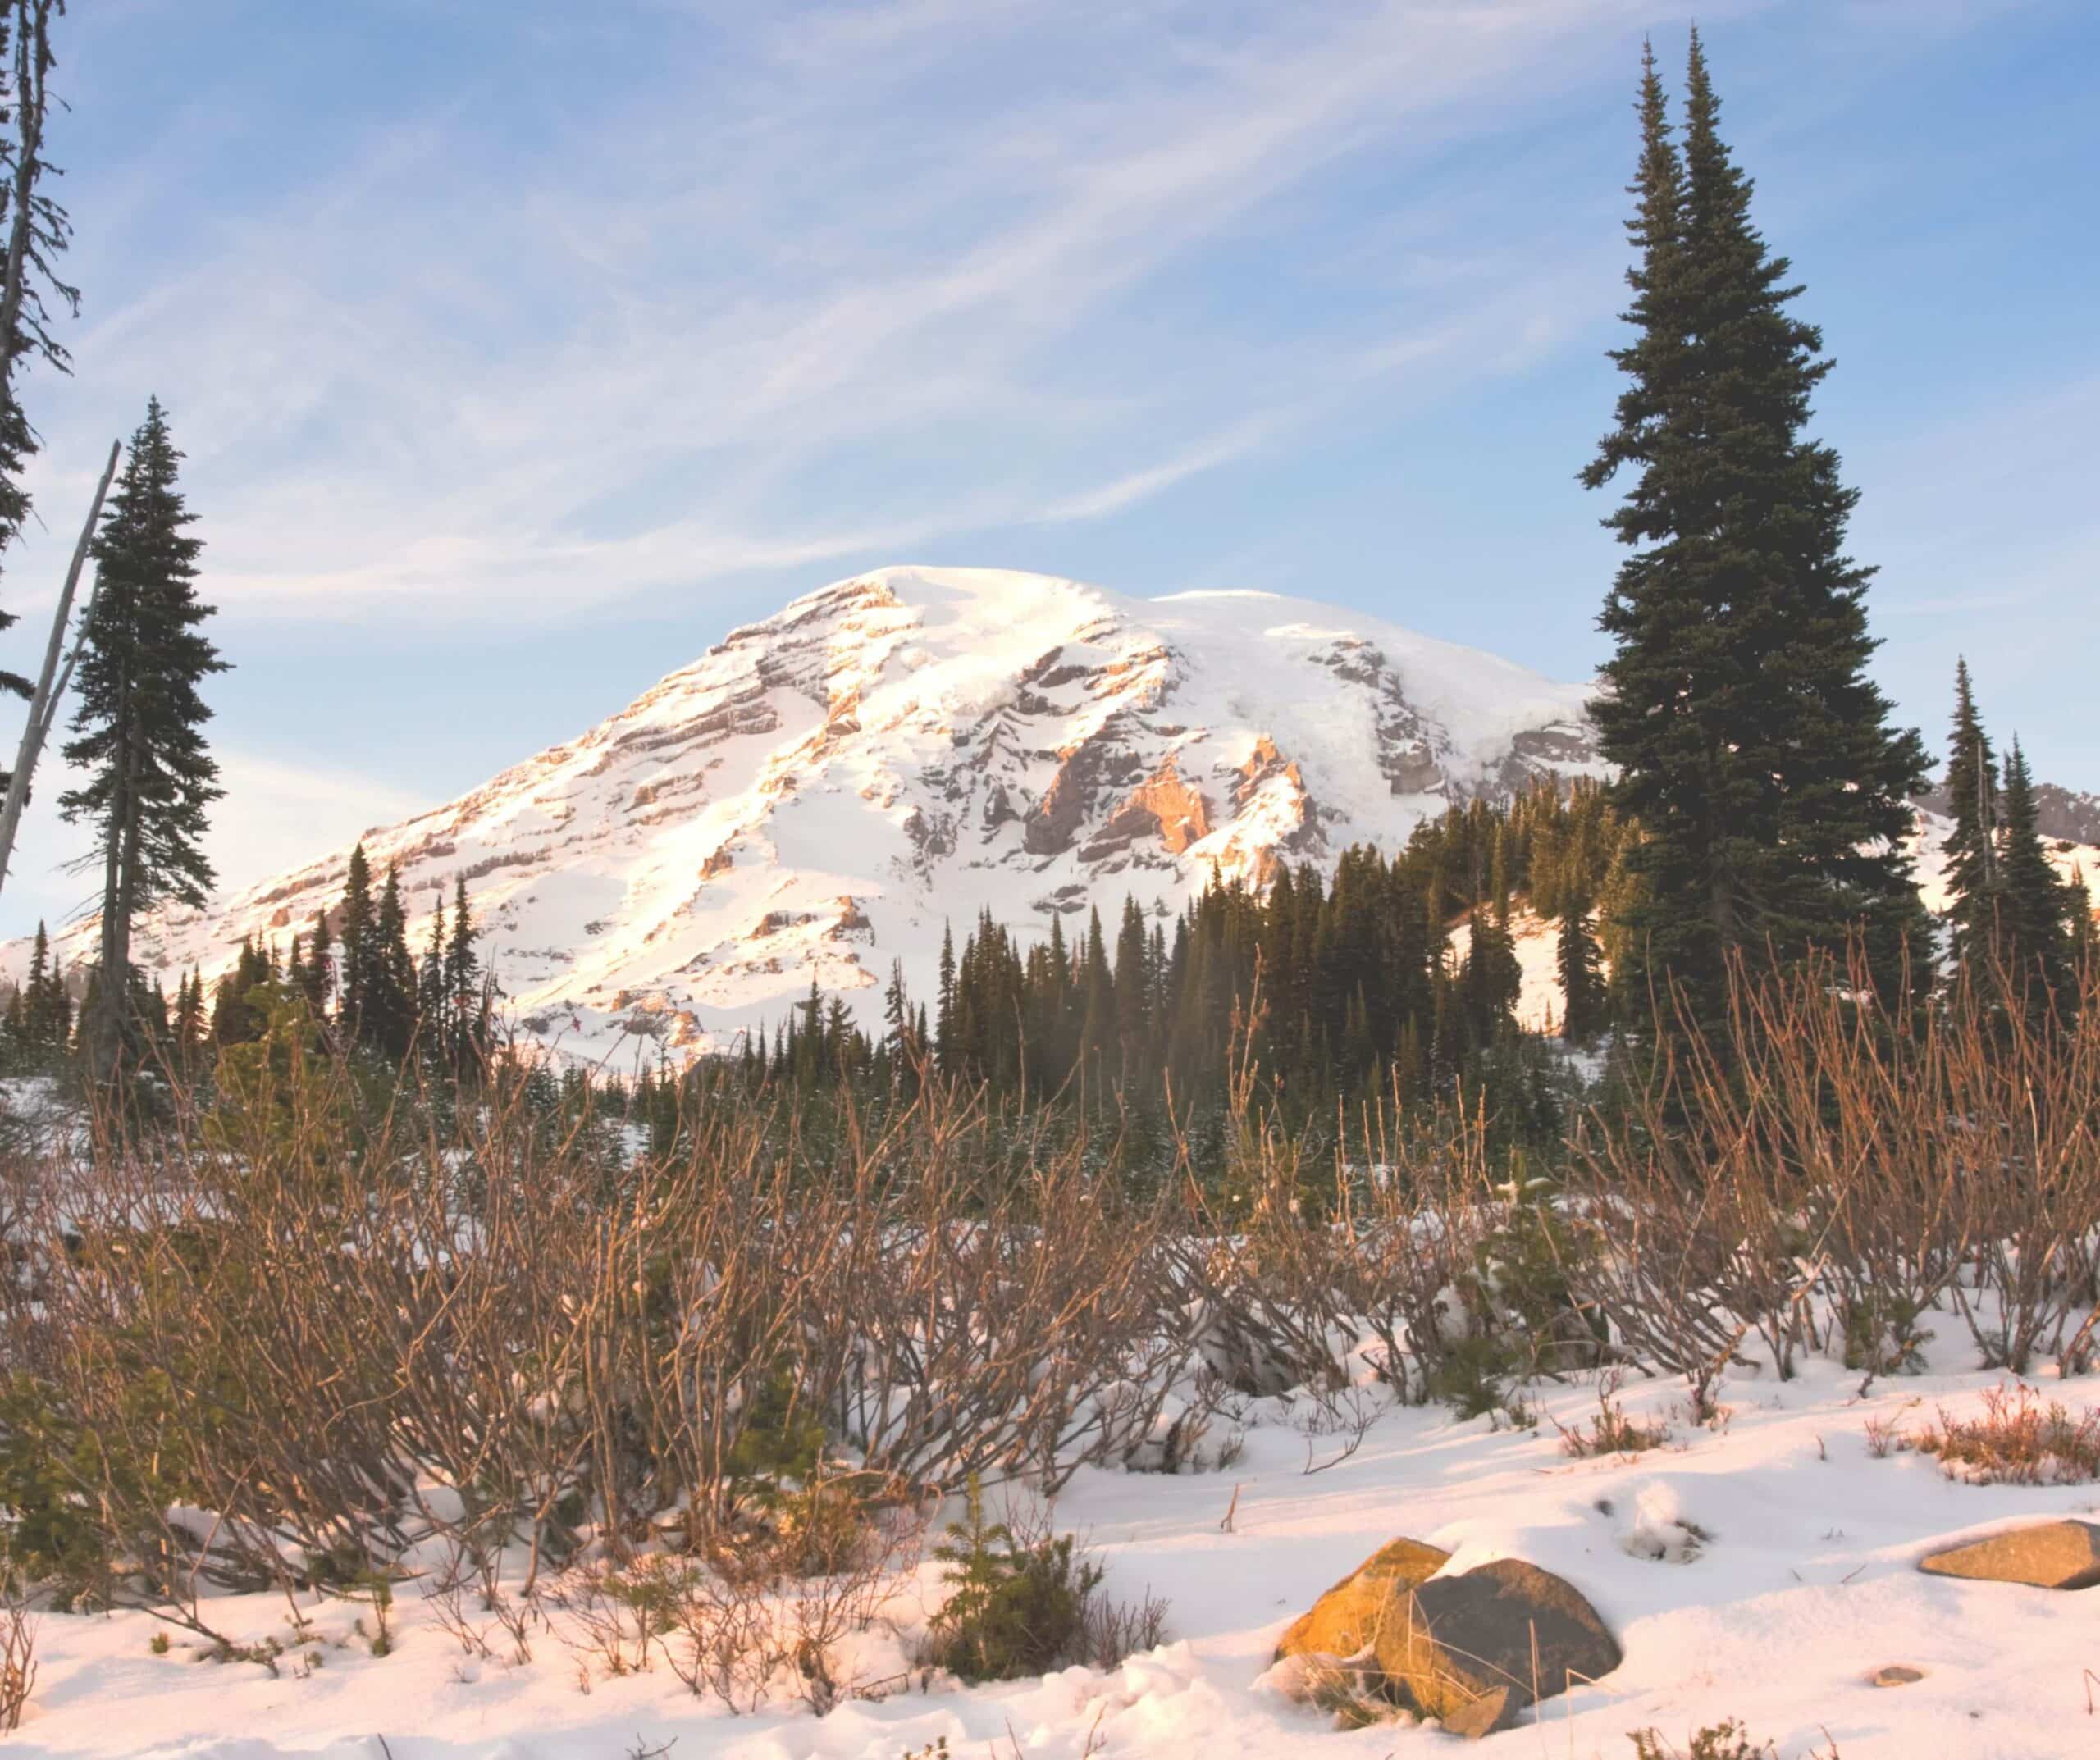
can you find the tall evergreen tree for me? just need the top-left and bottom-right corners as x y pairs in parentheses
(1994, 741), (2074, 1002)
(58, 398), (226, 1079)
(364, 864), (415, 1060)
(15, 916), (64, 1055)
(934, 921), (956, 1073)
(338, 844), (377, 1031)
(1557, 899), (1609, 1044)
(1940, 657), (2000, 972)
(171, 965), (204, 1073)
(417, 891), (448, 1042)
(1582, 34), (1926, 1034)
(298, 907), (332, 1013)
(445, 876), (483, 1069)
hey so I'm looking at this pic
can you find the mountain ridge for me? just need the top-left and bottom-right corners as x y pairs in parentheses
(1, 566), (1606, 1060)
(7, 564), (2088, 1063)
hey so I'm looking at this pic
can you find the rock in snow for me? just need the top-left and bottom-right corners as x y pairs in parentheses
(1276, 1541), (1621, 1737)
(1919, 1518), (2100, 1590)
(1381, 1558), (1622, 1730)
(1274, 1536), (1453, 1665)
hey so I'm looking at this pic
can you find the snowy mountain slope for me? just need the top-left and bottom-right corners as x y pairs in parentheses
(2, 567), (1603, 1064)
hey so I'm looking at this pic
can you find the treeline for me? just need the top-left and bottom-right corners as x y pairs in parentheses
(1942, 658), (2093, 1003)
(730, 781), (1630, 1133)
(1, 840), (493, 1084)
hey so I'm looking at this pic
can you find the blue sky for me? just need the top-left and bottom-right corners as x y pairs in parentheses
(3, 0), (2096, 938)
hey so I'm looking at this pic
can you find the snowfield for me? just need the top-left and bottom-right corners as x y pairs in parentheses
(14, 1352), (2100, 1759)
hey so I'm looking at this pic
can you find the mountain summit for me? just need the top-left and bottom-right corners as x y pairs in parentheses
(12, 567), (1604, 1060)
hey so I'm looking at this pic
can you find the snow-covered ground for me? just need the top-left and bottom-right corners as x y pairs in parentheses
(14, 1352), (2100, 1758)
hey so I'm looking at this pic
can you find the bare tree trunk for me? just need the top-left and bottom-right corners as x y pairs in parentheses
(85, 699), (144, 1087)
(0, 436), (120, 896)
(0, 2), (60, 359)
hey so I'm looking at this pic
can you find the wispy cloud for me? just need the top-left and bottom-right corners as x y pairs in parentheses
(21, 0), (1787, 625)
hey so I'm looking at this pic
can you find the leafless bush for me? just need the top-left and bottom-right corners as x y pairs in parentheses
(1564, 953), (2100, 1389)
(1883, 1382), (2100, 1485)
(1080, 1583), (1171, 1667)
(0, 1588), (34, 1733)
(1555, 1370), (1670, 1458)
(562, 1488), (922, 1712)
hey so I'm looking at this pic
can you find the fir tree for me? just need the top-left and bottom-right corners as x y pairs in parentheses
(417, 891), (448, 1045)
(1940, 657), (2001, 973)
(15, 919), (66, 1057)
(1582, 34), (1926, 1035)
(209, 936), (270, 1048)
(364, 864), (415, 1060)
(299, 908), (332, 1014)
(58, 399), (227, 1078)
(1557, 899), (1609, 1044)
(338, 844), (377, 1032)
(882, 957), (917, 1076)
(18, 917), (47, 1040)
(934, 921), (956, 1073)
(1994, 741), (2074, 1002)
(171, 966), (204, 1073)
(445, 877), (483, 1069)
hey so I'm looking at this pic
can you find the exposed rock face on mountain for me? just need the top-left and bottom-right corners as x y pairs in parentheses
(1914, 777), (2100, 850)
(1, 568), (1605, 1060)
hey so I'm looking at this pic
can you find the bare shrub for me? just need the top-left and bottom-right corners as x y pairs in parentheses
(562, 1485), (922, 1712)
(1885, 1382), (2100, 1485)
(1565, 952), (2100, 1391)
(1556, 1370), (1670, 1458)
(0, 1589), (34, 1733)
(1629, 1722), (1777, 1760)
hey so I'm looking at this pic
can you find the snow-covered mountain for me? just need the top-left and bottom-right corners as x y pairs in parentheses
(2, 567), (1605, 1062)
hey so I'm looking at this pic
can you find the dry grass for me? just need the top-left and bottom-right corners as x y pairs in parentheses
(1557, 1372), (1671, 1458)
(1883, 1383), (2100, 1485)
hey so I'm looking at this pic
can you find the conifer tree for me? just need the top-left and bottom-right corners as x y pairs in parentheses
(2069, 870), (2096, 972)
(445, 877), (482, 1069)
(19, 915), (46, 1038)
(1582, 34), (1926, 1033)
(58, 399), (227, 1079)
(1557, 899), (1609, 1044)
(15, 918), (65, 1057)
(364, 864), (415, 1060)
(417, 891), (448, 1045)
(1941, 657), (2000, 972)
(934, 921), (956, 1073)
(337, 844), (377, 1033)
(299, 908), (332, 1014)
(171, 966), (204, 1073)
(209, 936), (270, 1048)
(1995, 741), (2074, 1002)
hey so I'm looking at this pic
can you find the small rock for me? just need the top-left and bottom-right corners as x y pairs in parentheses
(1920, 1519), (2100, 1590)
(1869, 1665), (1924, 1687)
(1440, 1684), (1518, 1739)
